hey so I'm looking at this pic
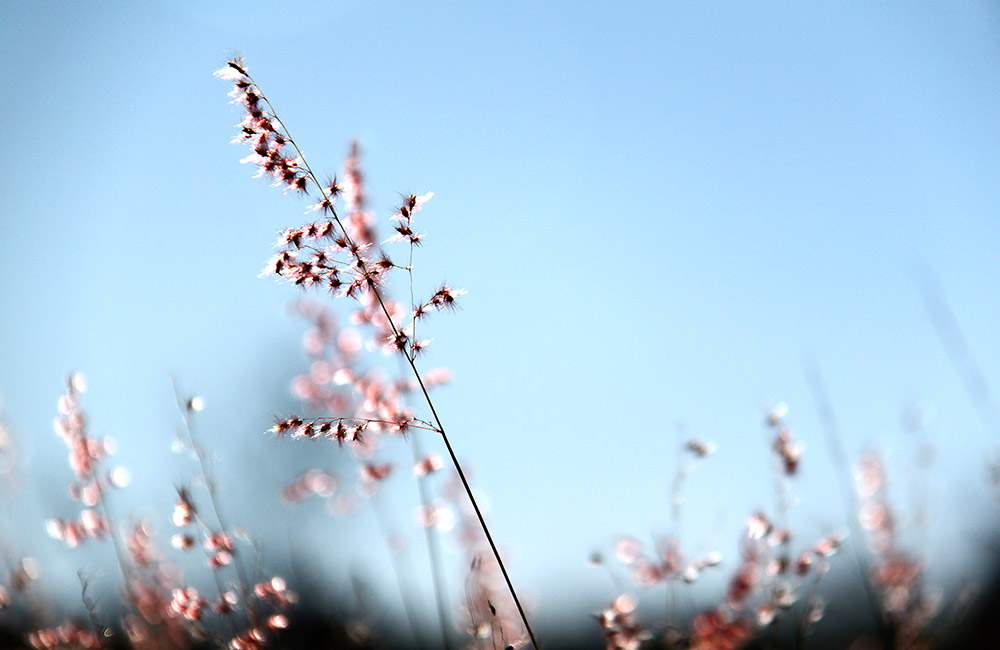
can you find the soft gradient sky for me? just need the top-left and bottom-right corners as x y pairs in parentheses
(2, 0), (999, 636)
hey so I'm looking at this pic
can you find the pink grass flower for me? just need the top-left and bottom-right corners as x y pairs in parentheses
(360, 463), (392, 483)
(690, 609), (752, 650)
(169, 587), (207, 621)
(414, 453), (443, 477)
(172, 489), (196, 527)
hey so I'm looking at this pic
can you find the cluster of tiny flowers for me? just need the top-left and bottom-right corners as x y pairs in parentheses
(386, 191), (432, 247)
(855, 449), (938, 642)
(164, 561), (293, 647)
(279, 468), (365, 515)
(125, 520), (157, 568)
(169, 586), (208, 621)
(262, 223), (355, 295)
(280, 468), (338, 504)
(254, 576), (296, 609)
(342, 141), (377, 247)
(257, 192), (464, 363)
(765, 403), (803, 476)
(0, 558), (38, 609)
(271, 416), (369, 445)
(740, 403), (827, 628)
(282, 299), (449, 450)
(170, 488), (196, 550)
(727, 508), (842, 631)
(875, 554), (924, 615)
(215, 58), (467, 361)
(217, 579), (292, 650)
(279, 445), (448, 522)
(218, 578), (296, 649)
(798, 532), (844, 575)
(414, 453), (443, 477)
(594, 595), (649, 650)
(614, 536), (722, 587)
(592, 406), (845, 648)
(215, 58), (309, 195)
(121, 521), (199, 648)
(279, 446), (442, 515)
(26, 623), (101, 650)
(216, 59), (468, 454)
(165, 572), (293, 648)
(47, 373), (118, 547)
(688, 609), (752, 650)
(206, 532), (235, 569)
(291, 300), (450, 420)
(358, 462), (394, 498)
(46, 509), (107, 548)
(229, 623), (288, 650)
(279, 300), (456, 511)
(685, 437), (717, 458)
(415, 499), (454, 530)
(413, 283), (467, 324)
(730, 511), (796, 616)
(856, 449), (895, 553)
(170, 487), (234, 568)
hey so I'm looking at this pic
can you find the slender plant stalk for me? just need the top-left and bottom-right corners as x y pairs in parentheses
(396, 165), (455, 650)
(77, 571), (111, 650)
(400, 331), (540, 650)
(370, 495), (430, 650)
(804, 361), (893, 647)
(394, 353), (456, 650)
(408, 429), (455, 650)
(171, 377), (258, 629)
(92, 471), (132, 601)
(63, 382), (136, 611)
(240, 68), (541, 649)
(666, 423), (685, 630)
(916, 267), (1000, 440)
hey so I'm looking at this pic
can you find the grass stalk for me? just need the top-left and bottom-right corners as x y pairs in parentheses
(239, 66), (541, 649)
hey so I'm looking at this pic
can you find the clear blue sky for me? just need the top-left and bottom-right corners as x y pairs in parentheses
(2, 0), (999, 634)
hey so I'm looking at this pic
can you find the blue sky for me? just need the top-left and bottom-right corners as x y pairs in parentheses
(2, 0), (999, 635)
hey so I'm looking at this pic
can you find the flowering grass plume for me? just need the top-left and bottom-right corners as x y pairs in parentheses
(216, 56), (539, 650)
